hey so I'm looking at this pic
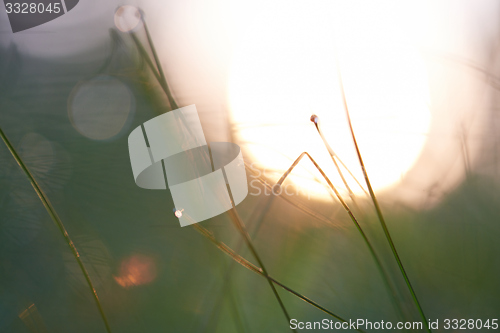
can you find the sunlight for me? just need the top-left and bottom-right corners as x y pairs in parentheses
(228, 0), (430, 197)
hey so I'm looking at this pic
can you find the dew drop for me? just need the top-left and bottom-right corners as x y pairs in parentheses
(114, 5), (143, 33)
(68, 75), (134, 140)
(174, 209), (183, 218)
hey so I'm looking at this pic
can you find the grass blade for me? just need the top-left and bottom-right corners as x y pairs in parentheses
(276, 152), (406, 320)
(226, 207), (296, 332)
(0, 127), (112, 333)
(336, 66), (431, 332)
(310, 114), (369, 198)
(191, 224), (365, 332)
(245, 161), (343, 228)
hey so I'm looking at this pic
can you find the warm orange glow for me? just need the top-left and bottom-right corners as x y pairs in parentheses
(228, 0), (431, 197)
(114, 255), (157, 288)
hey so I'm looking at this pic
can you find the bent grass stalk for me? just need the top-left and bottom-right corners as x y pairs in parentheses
(191, 223), (366, 333)
(227, 208), (296, 333)
(127, 17), (368, 330)
(336, 66), (431, 332)
(130, 17), (299, 329)
(243, 149), (343, 237)
(0, 128), (112, 333)
(203, 156), (351, 332)
(276, 151), (406, 321)
(310, 115), (369, 198)
(244, 161), (343, 228)
(310, 115), (407, 319)
(310, 115), (360, 208)
(141, 18), (178, 111)
(139, 15), (295, 326)
(128, 22), (297, 329)
(201, 159), (347, 331)
(127, 16), (177, 111)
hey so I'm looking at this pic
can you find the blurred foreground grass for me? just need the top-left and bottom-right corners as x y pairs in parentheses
(0, 27), (499, 333)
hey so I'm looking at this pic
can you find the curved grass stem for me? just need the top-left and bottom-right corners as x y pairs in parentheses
(128, 16), (177, 111)
(220, 166), (296, 332)
(192, 224), (366, 333)
(310, 115), (369, 198)
(0, 127), (112, 333)
(336, 66), (431, 332)
(278, 152), (406, 321)
(244, 162), (343, 228)
(226, 208), (296, 332)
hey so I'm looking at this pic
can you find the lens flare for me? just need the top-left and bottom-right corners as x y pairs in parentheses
(228, 0), (430, 196)
(114, 5), (143, 33)
(68, 75), (134, 141)
(114, 255), (157, 289)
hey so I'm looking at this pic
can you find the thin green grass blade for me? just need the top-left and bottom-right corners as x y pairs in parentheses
(245, 162), (343, 228)
(0, 127), (112, 333)
(336, 67), (431, 332)
(128, 16), (177, 111)
(277, 152), (406, 320)
(123, 16), (363, 331)
(310, 114), (369, 198)
(226, 208), (296, 333)
(191, 224), (365, 333)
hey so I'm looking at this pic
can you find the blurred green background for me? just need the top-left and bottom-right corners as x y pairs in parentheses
(1, 12), (500, 333)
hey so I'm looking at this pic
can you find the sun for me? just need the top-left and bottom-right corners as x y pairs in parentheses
(228, 0), (431, 197)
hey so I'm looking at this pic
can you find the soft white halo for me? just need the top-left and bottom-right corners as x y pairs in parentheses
(114, 5), (143, 33)
(68, 75), (134, 140)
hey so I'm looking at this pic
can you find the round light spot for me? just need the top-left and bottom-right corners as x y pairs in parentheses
(228, 1), (431, 196)
(174, 209), (183, 218)
(114, 5), (143, 33)
(69, 75), (134, 140)
(114, 254), (157, 288)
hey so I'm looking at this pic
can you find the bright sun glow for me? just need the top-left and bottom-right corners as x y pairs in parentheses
(228, 0), (430, 198)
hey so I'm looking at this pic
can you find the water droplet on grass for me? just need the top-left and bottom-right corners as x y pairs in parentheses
(114, 5), (143, 33)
